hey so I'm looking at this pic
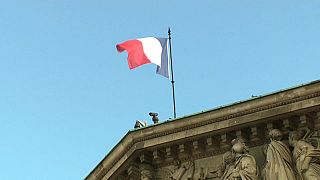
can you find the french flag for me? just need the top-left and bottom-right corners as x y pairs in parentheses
(116, 37), (170, 78)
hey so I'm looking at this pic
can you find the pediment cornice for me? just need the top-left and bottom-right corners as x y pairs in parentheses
(86, 80), (320, 180)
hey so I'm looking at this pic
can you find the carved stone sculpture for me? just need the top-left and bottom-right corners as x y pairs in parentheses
(221, 151), (236, 180)
(155, 168), (172, 180)
(264, 129), (297, 180)
(209, 151), (235, 180)
(192, 167), (207, 180)
(140, 163), (155, 180)
(230, 139), (258, 180)
(170, 160), (193, 180)
(289, 131), (320, 180)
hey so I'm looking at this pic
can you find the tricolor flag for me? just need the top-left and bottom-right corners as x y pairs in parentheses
(116, 37), (170, 78)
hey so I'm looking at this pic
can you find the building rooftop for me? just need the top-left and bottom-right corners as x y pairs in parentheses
(86, 79), (320, 179)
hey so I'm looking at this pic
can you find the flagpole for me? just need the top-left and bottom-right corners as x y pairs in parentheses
(168, 28), (177, 119)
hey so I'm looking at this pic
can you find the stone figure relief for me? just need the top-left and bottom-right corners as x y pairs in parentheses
(140, 163), (155, 180)
(220, 151), (236, 180)
(230, 138), (259, 180)
(164, 139), (259, 180)
(150, 129), (320, 180)
(264, 129), (297, 180)
(170, 159), (194, 180)
(156, 160), (210, 180)
(289, 130), (320, 180)
(209, 151), (235, 180)
(155, 168), (172, 180)
(192, 167), (207, 180)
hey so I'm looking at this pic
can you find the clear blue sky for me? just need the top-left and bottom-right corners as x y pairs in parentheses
(1, 1), (320, 179)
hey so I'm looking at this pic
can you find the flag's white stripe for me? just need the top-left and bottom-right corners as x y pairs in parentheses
(138, 37), (162, 66)
(156, 38), (170, 78)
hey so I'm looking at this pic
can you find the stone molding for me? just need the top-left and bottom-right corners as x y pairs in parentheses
(86, 81), (320, 180)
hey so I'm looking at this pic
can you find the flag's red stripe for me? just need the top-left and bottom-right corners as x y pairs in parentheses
(116, 40), (151, 69)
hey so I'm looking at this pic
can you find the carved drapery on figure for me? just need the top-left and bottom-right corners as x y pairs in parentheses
(140, 163), (155, 180)
(209, 151), (235, 180)
(289, 130), (320, 180)
(87, 81), (320, 180)
(121, 131), (320, 180)
(219, 151), (235, 180)
(170, 160), (194, 180)
(264, 129), (297, 180)
(125, 130), (320, 180)
(230, 139), (258, 180)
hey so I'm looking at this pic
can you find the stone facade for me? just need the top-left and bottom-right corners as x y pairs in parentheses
(86, 80), (320, 180)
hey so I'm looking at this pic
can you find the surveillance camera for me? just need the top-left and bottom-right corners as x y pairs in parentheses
(149, 112), (158, 116)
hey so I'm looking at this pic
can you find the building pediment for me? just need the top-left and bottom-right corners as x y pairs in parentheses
(86, 80), (320, 180)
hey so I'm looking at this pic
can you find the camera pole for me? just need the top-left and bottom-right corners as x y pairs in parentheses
(168, 28), (176, 119)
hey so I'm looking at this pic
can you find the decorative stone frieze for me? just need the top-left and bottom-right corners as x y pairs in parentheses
(205, 137), (216, 152)
(165, 146), (175, 162)
(152, 150), (163, 165)
(86, 81), (320, 180)
(178, 143), (190, 159)
(192, 140), (203, 155)
(250, 126), (261, 142)
(220, 133), (233, 149)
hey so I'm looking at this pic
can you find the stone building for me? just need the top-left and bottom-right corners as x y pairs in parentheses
(86, 80), (320, 180)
